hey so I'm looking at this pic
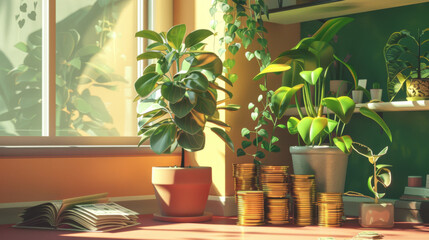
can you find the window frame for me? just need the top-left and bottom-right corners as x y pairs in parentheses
(0, 0), (156, 155)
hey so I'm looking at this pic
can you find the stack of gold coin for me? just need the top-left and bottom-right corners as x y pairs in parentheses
(317, 193), (343, 227)
(265, 198), (289, 224)
(261, 166), (289, 224)
(291, 175), (316, 226)
(233, 164), (259, 201)
(237, 191), (265, 226)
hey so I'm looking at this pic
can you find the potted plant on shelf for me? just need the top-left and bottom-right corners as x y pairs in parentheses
(370, 82), (383, 102)
(253, 17), (392, 193)
(135, 24), (239, 222)
(384, 28), (429, 101)
(346, 143), (393, 228)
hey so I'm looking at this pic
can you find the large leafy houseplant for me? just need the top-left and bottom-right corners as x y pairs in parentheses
(254, 17), (392, 153)
(384, 28), (429, 101)
(135, 24), (238, 167)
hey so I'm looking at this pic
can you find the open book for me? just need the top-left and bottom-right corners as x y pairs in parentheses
(15, 193), (140, 232)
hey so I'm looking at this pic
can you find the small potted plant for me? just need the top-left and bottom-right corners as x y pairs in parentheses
(384, 28), (429, 101)
(346, 142), (393, 228)
(135, 24), (238, 221)
(370, 82), (383, 101)
(253, 17), (392, 193)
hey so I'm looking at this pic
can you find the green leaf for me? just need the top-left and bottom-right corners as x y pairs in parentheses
(138, 128), (156, 147)
(237, 148), (246, 157)
(257, 129), (268, 138)
(359, 107), (392, 142)
(147, 42), (168, 51)
(242, 140), (251, 149)
(74, 97), (91, 114)
(287, 117), (300, 135)
(255, 151), (265, 159)
(248, 103), (255, 109)
(270, 145), (280, 152)
(193, 92), (216, 116)
(297, 117), (328, 144)
(377, 146), (389, 157)
(211, 127), (234, 152)
(167, 24), (186, 49)
(253, 64), (291, 80)
(377, 168), (392, 188)
(230, 73), (238, 83)
(216, 75), (233, 86)
(299, 67), (323, 85)
(312, 17), (354, 42)
(150, 124), (177, 154)
(333, 136), (353, 154)
(69, 58), (81, 70)
(228, 43), (241, 55)
(190, 53), (223, 76)
(183, 72), (209, 91)
(257, 94), (263, 102)
(161, 82), (186, 104)
(351, 142), (374, 158)
(209, 82), (233, 99)
(323, 96), (355, 124)
(207, 116), (231, 130)
(178, 130), (205, 151)
(367, 175), (376, 198)
(253, 136), (263, 146)
(174, 110), (205, 135)
(271, 84), (304, 118)
(241, 128), (250, 138)
(271, 136), (279, 144)
(259, 84), (267, 91)
(169, 95), (196, 118)
(245, 51), (255, 61)
(334, 54), (357, 89)
(14, 42), (28, 52)
(325, 119), (338, 134)
(135, 73), (160, 97)
(184, 29), (213, 48)
(135, 30), (164, 43)
(278, 124), (286, 129)
(137, 51), (164, 60)
(251, 112), (258, 121)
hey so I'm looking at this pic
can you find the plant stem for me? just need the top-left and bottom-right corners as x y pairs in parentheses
(374, 160), (378, 204)
(418, 28), (421, 79)
(181, 148), (185, 168)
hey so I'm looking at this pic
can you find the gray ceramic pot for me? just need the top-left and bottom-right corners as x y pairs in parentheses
(290, 146), (348, 193)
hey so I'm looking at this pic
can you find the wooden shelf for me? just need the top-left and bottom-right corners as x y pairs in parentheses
(264, 0), (429, 25)
(285, 100), (429, 116)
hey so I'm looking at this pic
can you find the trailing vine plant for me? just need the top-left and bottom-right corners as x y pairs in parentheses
(210, 0), (292, 164)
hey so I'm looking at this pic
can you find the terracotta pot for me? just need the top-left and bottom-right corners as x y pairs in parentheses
(152, 167), (212, 217)
(406, 78), (429, 100)
(290, 146), (348, 193)
(360, 202), (394, 228)
(370, 89), (383, 101)
(330, 80), (348, 96)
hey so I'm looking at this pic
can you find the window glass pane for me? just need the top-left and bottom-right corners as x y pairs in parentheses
(56, 0), (137, 136)
(0, 1), (43, 136)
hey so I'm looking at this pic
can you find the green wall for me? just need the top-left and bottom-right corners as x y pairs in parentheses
(301, 3), (429, 199)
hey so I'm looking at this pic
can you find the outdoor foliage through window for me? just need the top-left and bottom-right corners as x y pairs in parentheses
(0, 0), (137, 137)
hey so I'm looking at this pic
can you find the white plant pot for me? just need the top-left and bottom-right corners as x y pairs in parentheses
(352, 90), (363, 103)
(370, 89), (383, 101)
(330, 80), (348, 96)
(360, 202), (394, 228)
(290, 146), (349, 193)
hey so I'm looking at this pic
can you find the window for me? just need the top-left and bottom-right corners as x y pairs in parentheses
(0, 0), (146, 147)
